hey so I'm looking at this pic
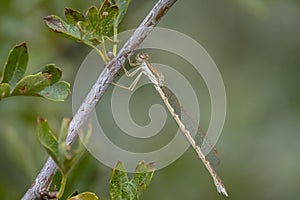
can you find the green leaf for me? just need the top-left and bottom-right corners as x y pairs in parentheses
(58, 118), (70, 146)
(44, 15), (82, 42)
(57, 119), (90, 174)
(0, 44), (70, 101)
(58, 118), (71, 173)
(77, 4), (119, 45)
(79, 6), (100, 44)
(11, 64), (62, 96)
(110, 161), (135, 200)
(1, 42), (28, 89)
(132, 161), (155, 195)
(109, 161), (155, 200)
(65, 7), (85, 25)
(39, 64), (62, 85)
(0, 83), (10, 100)
(68, 192), (99, 200)
(114, 0), (131, 27)
(11, 72), (51, 96)
(44, 1), (119, 47)
(39, 81), (70, 101)
(37, 118), (59, 164)
(37, 118), (89, 176)
(98, 1), (119, 36)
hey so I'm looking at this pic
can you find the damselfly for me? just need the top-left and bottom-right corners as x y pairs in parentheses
(114, 53), (228, 196)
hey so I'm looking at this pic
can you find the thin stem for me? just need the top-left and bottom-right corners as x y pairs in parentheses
(21, 0), (177, 199)
(88, 44), (109, 63)
(56, 173), (67, 199)
(100, 36), (110, 62)
(113, 27), (118, 56)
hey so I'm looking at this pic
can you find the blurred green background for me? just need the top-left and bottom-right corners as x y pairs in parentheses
(1, 0), (300, 199)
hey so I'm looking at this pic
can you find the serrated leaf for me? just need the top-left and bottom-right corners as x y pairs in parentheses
(0, 83), (10, 100)
(1, 42), (28, 89)
(68, 192), (99, 200)
(132, 161), (155, 194)
(37, 118), (59, 164)
(39, 81), (70, 101)
(114, 0), (131, 27)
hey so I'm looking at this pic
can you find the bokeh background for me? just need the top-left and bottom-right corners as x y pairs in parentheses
(1, 0), (300, 199)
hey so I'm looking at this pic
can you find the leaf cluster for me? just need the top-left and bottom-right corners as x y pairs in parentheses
(38, 118), (92, 199)
(66, 161), (155, 200)
(0, 43), (70, 101)
(44, 0), (131, 62)
(109, 161), (155, 200)
(38, 118), (90, 175)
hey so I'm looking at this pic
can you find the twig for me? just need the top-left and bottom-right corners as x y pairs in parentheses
(21, 0), (177, 199)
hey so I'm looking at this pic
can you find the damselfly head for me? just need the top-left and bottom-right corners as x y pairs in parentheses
(136, 53), (149, 62)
